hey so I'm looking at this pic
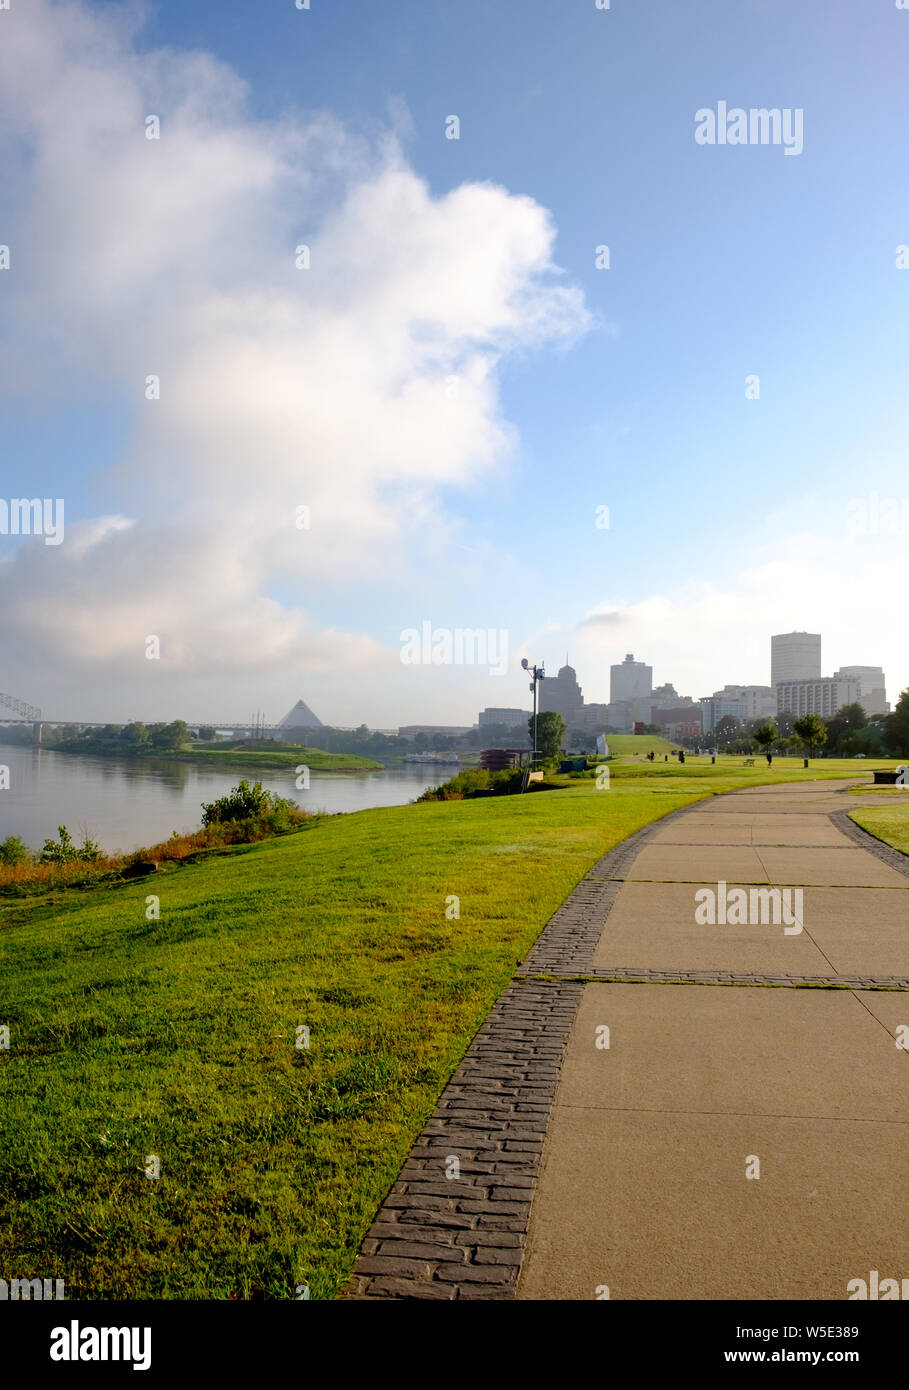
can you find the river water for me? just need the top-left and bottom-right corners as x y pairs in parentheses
(0, 744), (446, 855)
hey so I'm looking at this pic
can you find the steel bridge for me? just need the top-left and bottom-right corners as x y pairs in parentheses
(0, 691), (42, 722)
(0, 694), (397, 738)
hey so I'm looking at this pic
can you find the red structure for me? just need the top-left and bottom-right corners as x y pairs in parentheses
(480, 748), (531, 771)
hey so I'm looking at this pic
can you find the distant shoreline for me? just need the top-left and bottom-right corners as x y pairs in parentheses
(32, 742), (386, 774)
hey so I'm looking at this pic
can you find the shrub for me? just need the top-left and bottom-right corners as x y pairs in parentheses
(0, 834), (32, 866)
(39, 826), (102, 864)
(201, 780), (310, 835)
(201, 779), (273, 825)
(418, 767), (530, 801)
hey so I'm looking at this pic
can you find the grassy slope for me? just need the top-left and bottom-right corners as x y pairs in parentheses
(603, 733), (675, 755)
(0, 757), (885, 1300)
(172, 745), (384, 771)
(849, 793), (909, 856)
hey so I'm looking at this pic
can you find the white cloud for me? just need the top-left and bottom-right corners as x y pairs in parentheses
(0, 0), (590, 719)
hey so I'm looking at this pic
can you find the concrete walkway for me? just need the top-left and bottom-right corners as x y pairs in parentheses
(517, 781), (909, 1300)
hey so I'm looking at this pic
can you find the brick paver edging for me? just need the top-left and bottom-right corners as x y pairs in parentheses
(342, 979), (583, 1299)
(342, 800), (702, 1299)
(830, 808), (909, 880)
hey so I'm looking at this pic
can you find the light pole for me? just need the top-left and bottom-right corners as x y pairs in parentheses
(521, 658), (546, 773)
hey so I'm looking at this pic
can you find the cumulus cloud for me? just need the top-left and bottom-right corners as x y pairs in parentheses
(0, 0), (590, 718)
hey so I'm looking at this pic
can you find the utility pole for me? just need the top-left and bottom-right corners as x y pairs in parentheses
(521, 659), (546, 777)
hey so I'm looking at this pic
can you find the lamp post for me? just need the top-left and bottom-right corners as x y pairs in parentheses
(521, 659), (546, 773)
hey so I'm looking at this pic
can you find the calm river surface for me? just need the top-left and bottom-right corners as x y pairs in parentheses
(0, 744), (445, 855)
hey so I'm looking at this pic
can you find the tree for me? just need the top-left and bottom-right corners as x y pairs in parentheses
(121, 721), (150, 749)
(714, 715), (741, 746)
(754, 723), (778, 754)
(885, 689), (909, 756)
(532, 710), (567, 760)
(855, 720), (886, 757)
(793, 714), (827, 759)
(775, 710), (796, 739)
(151, 720), (189, 751)
(824, 702), (868, 753)
(198, 726), (216, 741)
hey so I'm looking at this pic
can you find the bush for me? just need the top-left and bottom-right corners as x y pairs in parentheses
(201, 779), (273, 825)
(39, 826), (102, 864)
(418, 767), (531, 801)
(200, 779), (309, 836)
(0, 834), (32, 866)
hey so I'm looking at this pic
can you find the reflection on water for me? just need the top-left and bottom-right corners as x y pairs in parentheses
(0, 744), (443, 856)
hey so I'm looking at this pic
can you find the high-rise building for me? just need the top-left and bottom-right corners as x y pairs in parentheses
(651, 682), (680, 705)
(833, 667), (889, 716)
(610, 654), (653, 704)
(771, 632), (821, 687)
(776, 676), (861, 719)
(539, 664), (584, 725)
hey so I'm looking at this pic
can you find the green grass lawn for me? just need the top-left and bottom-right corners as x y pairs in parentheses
(0, 756), (887, 1299)
(849, 796), (909, 857)
(603, 733), (675, 755)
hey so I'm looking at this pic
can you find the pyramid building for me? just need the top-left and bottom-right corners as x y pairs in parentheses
(279, 698), (323, 730)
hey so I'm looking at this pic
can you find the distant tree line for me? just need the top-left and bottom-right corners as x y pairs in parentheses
(681, 691), (909, 758)
(28, 689), (909, 764)
(46, 720), (190, 754)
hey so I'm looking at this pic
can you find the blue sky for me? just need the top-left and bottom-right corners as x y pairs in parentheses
(1, 0), (907, 723)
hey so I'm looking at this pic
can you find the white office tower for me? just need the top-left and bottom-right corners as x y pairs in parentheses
(771, 632), (821, 687)
(833, 667), (889, 716)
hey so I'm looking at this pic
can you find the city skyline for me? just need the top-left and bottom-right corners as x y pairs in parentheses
(9, 625), (889, 732)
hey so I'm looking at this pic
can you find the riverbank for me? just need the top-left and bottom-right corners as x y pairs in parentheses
(41, 740), (384, 772)
(2, 756), (905, 1300)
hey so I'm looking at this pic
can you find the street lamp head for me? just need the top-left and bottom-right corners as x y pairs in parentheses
(521, 658), (528, 670)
